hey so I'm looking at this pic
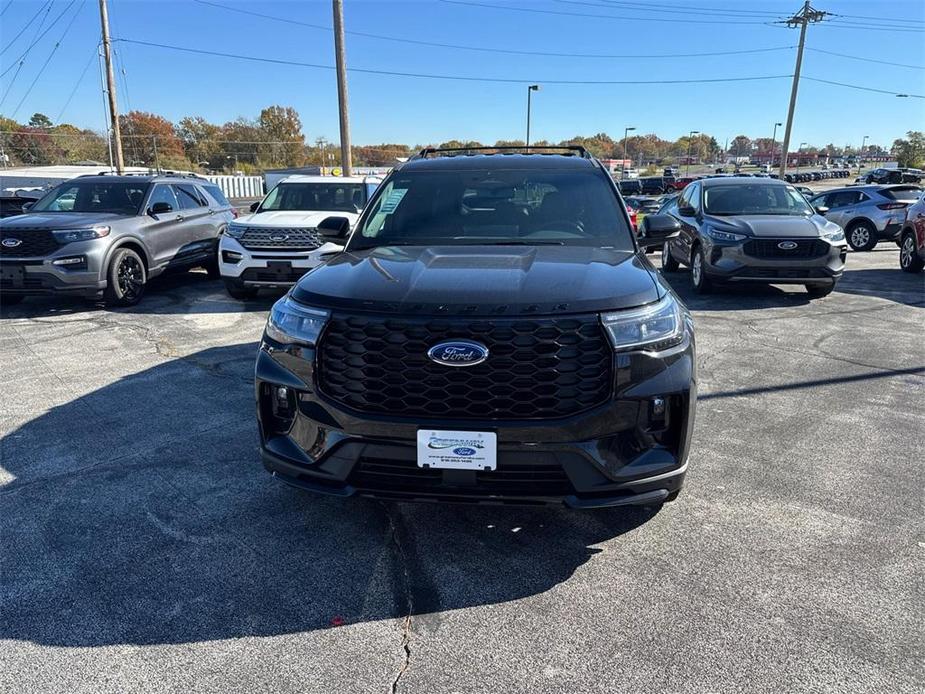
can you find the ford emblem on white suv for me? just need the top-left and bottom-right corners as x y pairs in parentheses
(427, 340), (489, 367)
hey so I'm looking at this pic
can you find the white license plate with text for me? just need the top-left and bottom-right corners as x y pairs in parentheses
(416, 430), (497, 471)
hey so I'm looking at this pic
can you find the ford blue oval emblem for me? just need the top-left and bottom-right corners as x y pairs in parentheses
(453, 447), (477, 456)
(777, 241), (798, 250)
(2, 238), (22, 248)
(427, 340), (489, 367)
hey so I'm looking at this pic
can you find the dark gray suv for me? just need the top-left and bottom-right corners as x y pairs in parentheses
(658, 177), (848, 298)
(0, 174), (235, 306)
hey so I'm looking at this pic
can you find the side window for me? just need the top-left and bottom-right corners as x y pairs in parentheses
(829, 191), (861, 209)
(810, 194), (828, 208)
(148, 184), (179, 212)
(685, 183), (701, 212)
(174, 184), (205, 210)
(203, 184), (230, 207)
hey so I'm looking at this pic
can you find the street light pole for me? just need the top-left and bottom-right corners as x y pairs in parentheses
(858, 134), (869, 175)
(686, 130), (699, 177)
(622, 126), (635, 180)
(798, 142), (807, 169)
(771, 121), (782, 169)
(526, 84), (540, 149)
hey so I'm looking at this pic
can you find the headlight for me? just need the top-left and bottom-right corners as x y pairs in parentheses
(52, 225), (110, 243)
(601, 294), (684, 352)
(226, 222), (246, 238)
(705, 226), (747, 242)
(822, 226), (845, 242)
(265, 295), (329, 346)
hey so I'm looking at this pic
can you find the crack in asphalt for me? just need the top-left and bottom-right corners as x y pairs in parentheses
(383, 503), (414, 694)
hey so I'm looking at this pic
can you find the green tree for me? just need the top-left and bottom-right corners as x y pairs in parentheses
(892, 131), (924, 168)
(176, 116), (223, 170)
(28, 112), (52, 129)
(258, 105), (305, 167)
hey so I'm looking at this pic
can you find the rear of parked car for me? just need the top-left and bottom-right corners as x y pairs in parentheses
(808, 185), (922, 251)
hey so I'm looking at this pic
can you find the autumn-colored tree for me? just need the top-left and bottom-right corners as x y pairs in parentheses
(176, 116), (224, 169)
(51, 123), (108, 163)
(119, 111), (188, 169)
(258, 105), (305, 167)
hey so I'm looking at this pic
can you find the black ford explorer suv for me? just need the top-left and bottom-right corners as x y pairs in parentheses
(256, 146), (696, 508)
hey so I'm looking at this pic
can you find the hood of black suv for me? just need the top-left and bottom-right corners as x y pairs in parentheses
(0, 212), (128, 229)
(705, 213), (831, 238)
(290, 245), (661, 315)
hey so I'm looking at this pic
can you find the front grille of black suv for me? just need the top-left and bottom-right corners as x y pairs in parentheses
(0, 229), (59, 257)
(743, 238), (829, 259)
(238, 227), (324, 251)
(317, 313), (613, 420)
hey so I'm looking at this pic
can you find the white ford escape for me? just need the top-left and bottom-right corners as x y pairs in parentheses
(218, 175), (381, 300)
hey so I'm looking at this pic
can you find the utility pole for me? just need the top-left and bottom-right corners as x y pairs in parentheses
(98, 0), (124, 174)
(778, 1), (828, 178)
(622, 126), (635, 179)
(332, 0), (352, 177)
(525, 84), (540, 148)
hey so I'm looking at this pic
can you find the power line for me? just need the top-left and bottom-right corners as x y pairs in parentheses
(590, 0), (784, 17)
(558, 0), (786, 21)
(802, 76), (923, 99)
(0, 0), (77, 77)
(0, 0), (55, 108)
(805, 47), (925, 71)
(831, 11), (925, 25)
(440, 0), (780, 25)
(115, 37), (793, 85)
(10, 0), (83, 120)
(0, 0), (52, 55)
(191, 0), (793, 60)
(55, 43), (99, 122)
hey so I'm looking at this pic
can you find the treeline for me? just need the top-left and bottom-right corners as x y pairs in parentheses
(1, 107), (914, 172)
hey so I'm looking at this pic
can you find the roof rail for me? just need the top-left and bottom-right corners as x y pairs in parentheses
(413, 145), (592, 160)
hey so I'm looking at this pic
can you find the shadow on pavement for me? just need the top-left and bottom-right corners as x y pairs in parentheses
(0, 342), (656, 647)
(835, 267), (925, 307)
(660, 269), (813, 311)
(0, 270), (280, 319)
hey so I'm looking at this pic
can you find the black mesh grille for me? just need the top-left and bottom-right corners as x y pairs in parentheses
(349, 456), (575, 497)
(238, 227), (324, 251)
(743, 238), (829, 259)
(240, 266), (307, 283)
(317, 313), (613, 420)
(0, 229), (59, 257)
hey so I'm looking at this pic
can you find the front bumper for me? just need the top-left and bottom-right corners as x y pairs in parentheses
(218, 235), (339, 288)
(255, 329), (696, 508)
(702, 237), (847, 285)
(0, 249), (106, 297)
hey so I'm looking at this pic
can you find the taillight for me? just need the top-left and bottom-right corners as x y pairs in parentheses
(877, 202), (907, 210)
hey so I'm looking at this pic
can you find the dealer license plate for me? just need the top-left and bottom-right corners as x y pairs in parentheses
(416, 430), (497, 471)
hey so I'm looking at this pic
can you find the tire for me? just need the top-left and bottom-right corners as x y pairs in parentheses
(223, 278), (259, 301)
(846, 221), (878, 251)
(205, 257), (221, 279)
(690, 245), (713, 294)
(661, 240), (680, 272)
(1, 294), (25, 306)
(900, 232), (924, 273)
(104, 248), (146, 307)
(806, 282), (836, 298)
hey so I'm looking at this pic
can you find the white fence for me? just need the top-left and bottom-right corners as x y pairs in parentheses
(206, 175), (264, 200)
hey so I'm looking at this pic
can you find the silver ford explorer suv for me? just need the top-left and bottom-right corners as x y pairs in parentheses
(0, 174), (235, 307)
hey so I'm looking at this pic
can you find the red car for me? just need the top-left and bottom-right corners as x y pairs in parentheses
(668, 176), (698, 192)
(899, 194), (925, 273)
(625, 202), (638, 232)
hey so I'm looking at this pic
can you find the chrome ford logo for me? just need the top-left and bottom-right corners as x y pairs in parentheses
(777, 241), (799, 250)
(427, 340), (489, 367)
(453, 447), (477, 456)
(269, 233), (289, 242)
(2, 238), (23, 248)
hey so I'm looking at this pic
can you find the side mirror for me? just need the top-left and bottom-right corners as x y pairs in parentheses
(22, 201), (34, 211)
(677, 205), (696, 218)
(249, 201), (260, 212)
(149, 201), (172, 215)
(814, 206), (829, 216)
(316, 216), (351, 239)
(637, 214), (682, 247)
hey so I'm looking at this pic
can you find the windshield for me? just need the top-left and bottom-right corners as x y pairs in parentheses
(703, 184), (813, 216)
(31, 180), (149, 215)
(881, 187), (922, 202)
(259, 182), (366, 213)
(351, 169), (633, 250)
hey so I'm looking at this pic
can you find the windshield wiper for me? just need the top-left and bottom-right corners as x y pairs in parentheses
(482, 240), (565, 246)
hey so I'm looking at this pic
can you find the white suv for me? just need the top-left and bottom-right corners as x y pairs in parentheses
(219, 175), (381, 299)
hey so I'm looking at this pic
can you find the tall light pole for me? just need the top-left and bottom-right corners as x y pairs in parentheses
(332, 0), (352, 177)
(622, 126), (635, 179)
(858, 134), (869, 174)
(798, 142), (807, 169)
(526, 84), (540, 148)
(770, 121), (782, 169)
(686, 130), (699, 176)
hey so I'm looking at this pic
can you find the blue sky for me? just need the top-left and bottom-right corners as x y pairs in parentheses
(1, 0), (923, 148)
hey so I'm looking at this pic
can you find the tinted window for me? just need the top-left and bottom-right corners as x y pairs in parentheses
(175, 184), (206, 210)
(148, 184), (179, 212)
(353, 169), (633, 250)
(703, 184), (813, 216)
(879, 187), (922, 202)
(32, 181), (148, 215)
(202, 184), (231, 207)
(827, 191), (863, 208)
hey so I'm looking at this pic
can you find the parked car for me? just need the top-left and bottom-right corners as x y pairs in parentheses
(0, 174), (234, 306)
(660, 177), (847, 297)
(219, 175), (381, 300)
(663, 167), (680, 177)
(639, 177), (665, 195)
(864, 168), (922, 185)
(899, 194), (925, 273)
(256, 146), (695, 508)
(618, 179), (643, 196)
(624, 196), (661, 215)
(807, 185), (922, 251)
(795, 185), (814, 198)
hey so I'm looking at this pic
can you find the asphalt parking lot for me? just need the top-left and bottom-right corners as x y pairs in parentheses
(1, 247), (922, 693)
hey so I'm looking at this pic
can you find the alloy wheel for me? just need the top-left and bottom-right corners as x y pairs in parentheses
(692, 252), (702, 285)
(117, 255), (143, 300)
(850, 225), (870, 249)
(901, 236), (914, 268)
